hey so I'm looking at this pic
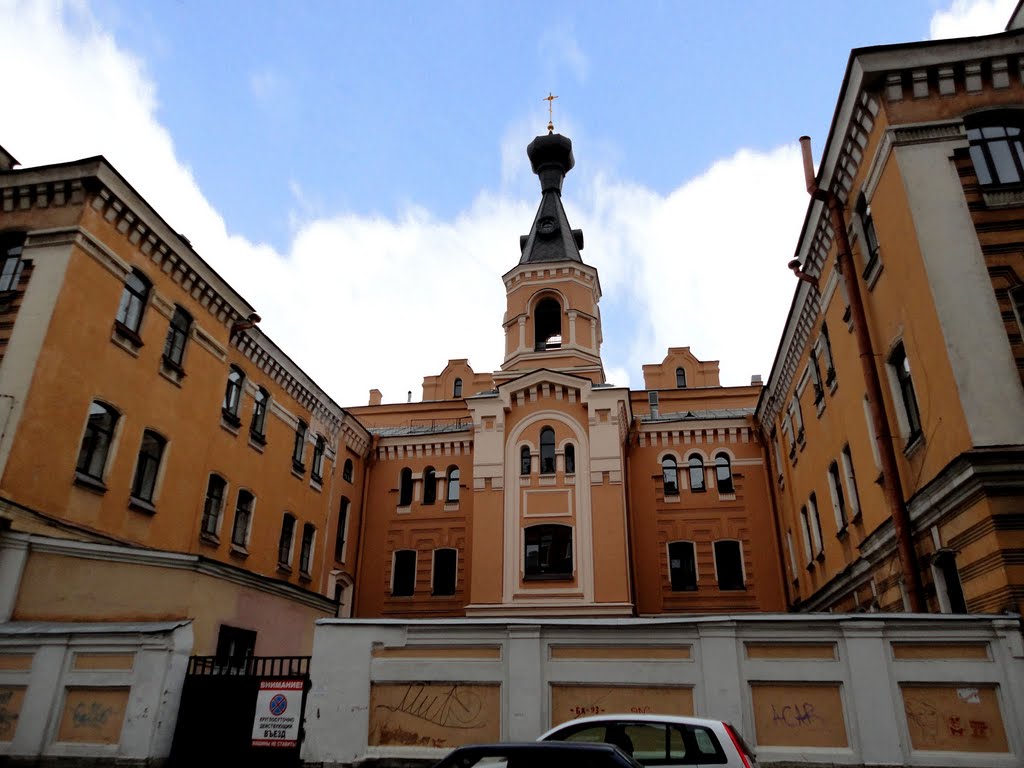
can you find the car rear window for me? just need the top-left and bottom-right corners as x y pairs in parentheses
(551, 721), (727, 765)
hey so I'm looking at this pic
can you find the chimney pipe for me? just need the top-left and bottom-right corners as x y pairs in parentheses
(230, 312), (261, 338)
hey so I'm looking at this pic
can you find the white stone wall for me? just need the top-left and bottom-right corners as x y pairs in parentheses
(303, 615), (1024, 767)
(0, 620), (192, 762)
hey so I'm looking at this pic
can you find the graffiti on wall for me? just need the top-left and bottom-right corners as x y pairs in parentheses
(751, 684), (848, 748)
(902, 685), (1008, 753)
(56, 687), (129, 745)
(0, 687), (25, 742)
(368, 683), (500, 749)
(550, 685), (693, 727)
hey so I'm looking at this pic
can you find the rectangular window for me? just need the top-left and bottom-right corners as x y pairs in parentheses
(299, 523), (315, 575)
(0, 244), (24, 292)
(799, 507), (813, 565)
(791, 398), (805, 443)
(278, 514), (296, 567)
(827, 461), (848, 532)
(292, 420), (307, 470)
(201, 475), (226, 537)
(215, 624), (256, 670)
(432, 548), (457, 596)
(130, 430), (165, 505)
(809, 348), (824, 404)
(391, 550), (416, 596)
(808, 493), (824, 558)
(162, 306), (191, 368)
(862, 396), (882, 470)
(311, 436), (325, 482)
(889, 341), (922, 442)
(714, 540), (745, 590)
(821, 323), (835, 385)
(786, 530), (799, 581)
(840, 445), (861, 520)
(231, 491), (254, 548)
(668, 541), (697, 591)
(334, 498), (349, 562)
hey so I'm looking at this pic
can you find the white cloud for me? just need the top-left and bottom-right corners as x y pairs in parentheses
(0, 0), (805, 409)
(930, 0), (1017, 38)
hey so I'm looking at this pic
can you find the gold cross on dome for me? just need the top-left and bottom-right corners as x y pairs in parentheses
(543, 92), (558, 133)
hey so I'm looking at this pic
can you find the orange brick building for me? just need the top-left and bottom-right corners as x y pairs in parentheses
(0, 7), (1023, 658)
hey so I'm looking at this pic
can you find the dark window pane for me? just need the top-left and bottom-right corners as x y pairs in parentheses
(117, 271), (150, 332)
(524, 524), (573, 578)
(223, 368), (244, 416)
(715, 540), (745, 590)
(76, 402), (119, 480)
(232, 492), (253, 547)
(334, 498), (349, 562)
(540, 427), (556, 474)
(662, 457), (678, 495)
(423, 467), (437, 505)
(689, 457), (705, 491)
(278, 515), (295, 565)
(201, 475), (226, 536)
(433, 548), (457, 596)
(716, 454), (734, 494)
(564, 444), (575, 474)
(392, 550), (416, 596)
(399, 468), (413, 506)
(131, 431), (165, 502)
(293, 420), (307, 464)
(668, 541), (697, 591)
(299, 523), (315, 573)
(520, 446), (531, 475)
(453, 378), (462, 398)
(446, 467), (460, 503)
(343, 458), (354, 482)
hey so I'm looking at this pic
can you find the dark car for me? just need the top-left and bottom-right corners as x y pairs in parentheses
(433, 741), (644, 768)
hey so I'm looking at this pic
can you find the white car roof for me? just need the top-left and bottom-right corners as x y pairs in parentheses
(541, 713), (728, 733)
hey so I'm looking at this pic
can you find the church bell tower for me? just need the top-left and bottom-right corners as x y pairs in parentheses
(496, 131), (605, 385)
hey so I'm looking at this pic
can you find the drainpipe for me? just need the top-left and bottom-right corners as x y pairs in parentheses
(798, 136), (926, 613)
(349, 433), (378, 617)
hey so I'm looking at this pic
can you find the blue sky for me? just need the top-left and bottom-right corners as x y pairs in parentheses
(1, 0), (1017, 406)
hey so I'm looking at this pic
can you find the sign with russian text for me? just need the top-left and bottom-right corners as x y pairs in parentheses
(252, 679), (303, 748)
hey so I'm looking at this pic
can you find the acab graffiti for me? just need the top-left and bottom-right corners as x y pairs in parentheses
(769, 701), (825, 729)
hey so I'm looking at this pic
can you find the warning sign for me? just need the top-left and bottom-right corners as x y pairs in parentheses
(251, 679), (304, 748)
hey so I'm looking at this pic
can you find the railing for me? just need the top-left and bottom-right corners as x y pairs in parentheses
(186, 655), (310, 677)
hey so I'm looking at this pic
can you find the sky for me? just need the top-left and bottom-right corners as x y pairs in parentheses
(0, 0), (1018, 407)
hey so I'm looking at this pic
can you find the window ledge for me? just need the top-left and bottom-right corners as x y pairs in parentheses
(443, 502), (459, 512)
(670, 586), (699, 593)
(112, 321), (144, 348)
(292, 460), (306, 475)
(73, 472), (108, 495)
(836, 526), (849, 540)
(538, 475), (557, 487)
(431, 592), (457, 598)
(309, 477), (323, 493)
(199, 531), (220, 547)
(230, 544), (249, 559)
(519, 475), (532, 486)
(805, 561), (816, 573)
(249, 430), (267, 446)
(523, 573), (574, 582)
(718, 585), (747, 592)
(850, 510), (863, 524)
(248, 435), (265, 454)
(158, 365), (184, 388)
(663, 494), (680, 503)
(862, 253), (883, 290)
(397, 505), (412, 515)
(298, 572), (312, 584)
(981, 185), (1024, 209)
(277, 563), (293, 576)
(110, 327), (142, 358)
(815, 551), (825, 563)
(903, 432), (925, 458)
(690, 487), (706, 494)
(128, 496), (156, 515)
(221, 409), (242, 429)
(718, 493), (736, 502)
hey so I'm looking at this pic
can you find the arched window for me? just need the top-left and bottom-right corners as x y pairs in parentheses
(540, 427), (556, 474)
(131, 430), (166, 504)
(231, 490), (254, 548)
(524, 524), (573, 579)
(446, 466), (460, 503)
(855, 192), (880, 267)
(162, 306), (191, 368)
(311, 435), (326, 482)
(534, 297), (562, 350)
(714, 540), (745, 591)
(675, 367), (686, 388)
(453, 378), (463, 398)
(76, 401), (120, 481)
(398, 468), (413, 506)
(250, 387), (269, 439)
(966, 112), (1024, 185)
(222, 366), (244, 421)
(520, 446), (531, 475)
(688, 456), (705, 492)
(343, 458), (354, 483)
(715, 453), (733, 494)
(564, 443), (575, 475)
(116, 269), (150, 334)
(278, 513), (296, 567)
(201, 474), (227, 537)
(423, 467), (437, 505)
(662, 457), (679, 496)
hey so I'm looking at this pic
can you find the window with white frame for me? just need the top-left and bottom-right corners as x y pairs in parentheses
(715, 453), (734, 494)
(827, 461), (848, 532)
(966, 113), (1024, 186)
(888, 341), (922, 443)
(661, 456), (679, 496)
(162, 305), (191, 370)
(334, 497), (350, 562)
(840, 445), (861, 520)
(130, 430), (165, 505)
(311, 435), (326, 482)
(76, 401), (120, 483)
(201, 474), (227, 537)
(299, 523), (315, 575)
(786, 529), (799, 581)
(668, 541), (697, 591)
(820, 323), (836, 385)
(423, 466), (437, 505)
(398, 468), (413, 507)
(445, 466), (460, 503)
(799, 506), (814, 565)
(714, 540), (745, 591)
(278, 513), (296, 567)
(231, 490), (255, 548)
(808, 493), (824, 558)
(688, 455), (705, 492)
(115, 269), (150, 337)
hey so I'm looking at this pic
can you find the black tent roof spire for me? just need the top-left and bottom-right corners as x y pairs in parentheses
(518, 111), (585, 265)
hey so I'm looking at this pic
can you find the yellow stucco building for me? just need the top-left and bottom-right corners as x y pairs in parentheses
(0, 7), (1022, 662)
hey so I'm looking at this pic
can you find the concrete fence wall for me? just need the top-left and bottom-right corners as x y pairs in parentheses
(302, 614), (1024, 768)
(0, 620), (192, 763)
